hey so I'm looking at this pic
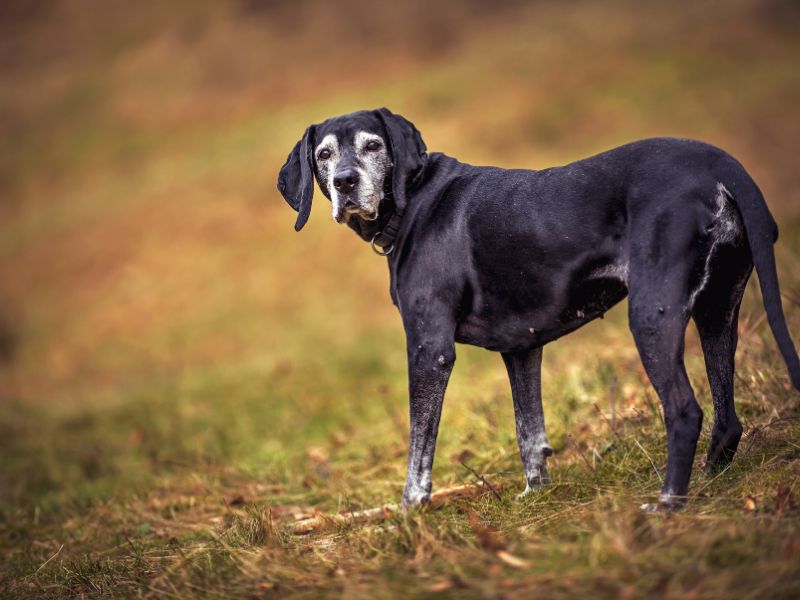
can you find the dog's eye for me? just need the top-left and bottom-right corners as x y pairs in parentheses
(365, 140), (381, 152)
(318, 149), (331, 160)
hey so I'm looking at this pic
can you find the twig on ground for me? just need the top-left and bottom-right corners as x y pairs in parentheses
(460, 462), (502, 501)
(287, 481), (503, 535)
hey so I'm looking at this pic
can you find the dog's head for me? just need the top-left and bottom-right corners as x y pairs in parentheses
(278, 108), (426, 231)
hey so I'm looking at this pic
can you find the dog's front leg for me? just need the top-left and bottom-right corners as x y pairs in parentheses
(502, 348), (553, 496)
(401, 325), (456, 507)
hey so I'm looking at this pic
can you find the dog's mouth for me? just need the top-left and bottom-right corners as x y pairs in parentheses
(353, 207), (378, 221)
(333, 196), (379, 223)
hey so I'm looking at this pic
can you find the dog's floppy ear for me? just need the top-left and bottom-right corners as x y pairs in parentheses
(375, 108), (426, 213)
(277, 125), (316, 231)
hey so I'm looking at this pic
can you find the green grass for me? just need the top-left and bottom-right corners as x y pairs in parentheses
(2, 0), (800, 597)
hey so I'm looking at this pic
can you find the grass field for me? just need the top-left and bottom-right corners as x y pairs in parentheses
(1, 0), (800, 597)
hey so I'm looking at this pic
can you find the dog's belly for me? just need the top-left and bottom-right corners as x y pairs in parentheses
(454, 264), (629, 352)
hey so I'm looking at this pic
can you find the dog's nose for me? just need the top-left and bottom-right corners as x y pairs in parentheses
(333, 169), (359, 194)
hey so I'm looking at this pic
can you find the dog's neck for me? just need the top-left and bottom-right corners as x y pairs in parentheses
(345, 153), (462, 246)
(345, 153), (464, 306)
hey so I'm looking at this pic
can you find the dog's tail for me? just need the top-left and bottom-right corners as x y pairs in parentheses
(719, 159), (800, 390)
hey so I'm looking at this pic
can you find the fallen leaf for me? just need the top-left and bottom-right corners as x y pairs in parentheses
(496, 550), (531, 569)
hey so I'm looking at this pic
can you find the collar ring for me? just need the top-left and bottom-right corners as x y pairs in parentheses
(371, 233), (394, 256)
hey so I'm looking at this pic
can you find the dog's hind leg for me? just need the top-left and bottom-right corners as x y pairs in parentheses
(629, 262), (702, 511)
(692, 244), (752, 473)
(502, 347), (553, 497)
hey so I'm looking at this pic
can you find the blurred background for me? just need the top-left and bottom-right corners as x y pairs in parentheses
(1, 0), (799, 594)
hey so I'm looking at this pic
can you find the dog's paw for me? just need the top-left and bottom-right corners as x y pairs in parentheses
(401, 471), (432, 507)
(516, 469), (552, 499)
(703, 453), (735, 477)
(401, 494), (431, 508)
(639, 493), (686, 513)
(401, 487), (431, 508)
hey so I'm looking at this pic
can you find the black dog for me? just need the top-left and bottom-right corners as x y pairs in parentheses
(278, 108), (800, 510)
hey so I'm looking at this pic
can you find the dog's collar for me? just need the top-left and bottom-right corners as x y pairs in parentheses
(370, 209), (404, 256)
